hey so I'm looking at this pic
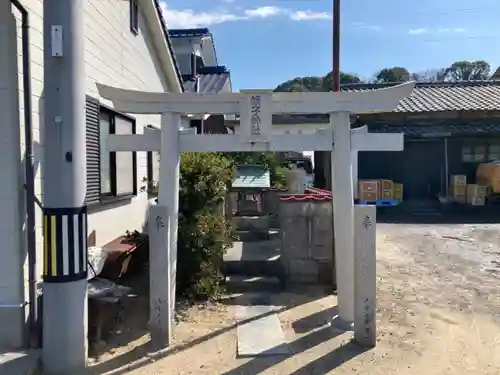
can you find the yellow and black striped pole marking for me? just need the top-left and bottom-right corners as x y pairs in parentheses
(43, 206), (88, 283)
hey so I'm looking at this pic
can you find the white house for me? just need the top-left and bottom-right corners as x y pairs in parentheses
(0, 0), (183, 348)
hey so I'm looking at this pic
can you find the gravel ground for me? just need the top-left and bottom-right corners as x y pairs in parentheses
(89, 223), (500, 375)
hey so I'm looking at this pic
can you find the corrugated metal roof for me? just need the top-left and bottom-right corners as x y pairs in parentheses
(168, 28), (211, 38)
(183, 70), (229, 93)
(233, 165), (270, 188)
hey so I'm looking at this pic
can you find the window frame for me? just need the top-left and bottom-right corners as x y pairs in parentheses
(99, 105), (138, 203)
(130, 0), (139, 35)
(461, 140), (500, 163)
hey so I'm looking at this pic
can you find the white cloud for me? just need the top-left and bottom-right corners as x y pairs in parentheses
(244, 6), (284, 18)
(160, 3), (243, 28)
(438, 27), (466, 33)
(289, 10), (331, 21)
(408, 28), (429, 35)
(160, 2), (332, 28)
(408, 27), (466, 35)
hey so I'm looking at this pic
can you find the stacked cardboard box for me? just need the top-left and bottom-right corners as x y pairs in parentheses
(378, 179), (394, 200)
(393, 183), (403, 201)
(450, 174), (467, 203)
(358, 180), (379, 201)
(466, 184), (487, 206)
(357, 179), (403, 202)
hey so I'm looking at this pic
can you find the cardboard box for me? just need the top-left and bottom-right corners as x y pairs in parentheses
(378, 179), (394, 192)
(359, 191), (378, 202)
(377, 179), (394, 200)
(358, 180), (378, 193)
(450, 174), (467, 186)
(469, 196), (485, 206)
(466, 184), (487, 198)
(451, 185), (466, 196)
(393, 183), (403, 201)
(380, 189), (393, 199)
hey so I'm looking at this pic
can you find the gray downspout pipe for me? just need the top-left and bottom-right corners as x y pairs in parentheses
(11, 0), (38, 348)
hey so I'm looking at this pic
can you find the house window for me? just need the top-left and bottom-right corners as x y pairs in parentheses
(488, 144), (500, 162)
(85, 97), (137, 205)
(461, 142), (500, 163)
(100, 108), (138, 199)
(130, 0), (139, 35)
(461, 145), (486, 162)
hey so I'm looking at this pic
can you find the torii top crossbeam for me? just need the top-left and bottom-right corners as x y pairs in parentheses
(96, 81), (415, 153)
(97, 82), (415, 116)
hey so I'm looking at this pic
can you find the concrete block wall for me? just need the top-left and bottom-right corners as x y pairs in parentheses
(279, 199), (334, 284)
(0, 0), (174, 348)
(262, 189), (282, 228)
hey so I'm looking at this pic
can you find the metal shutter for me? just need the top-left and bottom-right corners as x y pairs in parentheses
(85, 96), (101, 204)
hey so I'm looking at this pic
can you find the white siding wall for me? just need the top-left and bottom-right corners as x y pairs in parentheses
(13, 0), (171, 285)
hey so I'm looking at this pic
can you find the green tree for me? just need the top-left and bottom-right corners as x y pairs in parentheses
(177, 152), (235, 300)
(442, 60), (490, 81)
(411, 68), (446, 82)
(374, 67), (411, 83)
(274, 76), (324, 92)
(274, 71), (362, 92)
(322, 71), (362, 90)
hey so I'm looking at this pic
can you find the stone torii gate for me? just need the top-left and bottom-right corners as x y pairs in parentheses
(97, 82), (415, 346)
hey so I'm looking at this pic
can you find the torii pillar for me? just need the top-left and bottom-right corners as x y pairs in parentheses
(96, 81), (415, 343)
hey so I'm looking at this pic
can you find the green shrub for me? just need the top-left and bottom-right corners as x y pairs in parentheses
(177, 152), (235, 300)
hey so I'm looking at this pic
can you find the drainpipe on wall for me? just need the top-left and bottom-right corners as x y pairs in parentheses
(11, 0), (39, 348)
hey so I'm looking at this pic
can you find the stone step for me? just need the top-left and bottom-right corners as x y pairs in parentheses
(236, 305), (290, 357)
(0, 351), (39, 375)
(235, 229), (280, 242)
(224, 259), (283, 278)
(224, 240), (281, 262)
(225, 275), (284, 294)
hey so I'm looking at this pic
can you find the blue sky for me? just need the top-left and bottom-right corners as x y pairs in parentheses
(161, 0), (500, 91)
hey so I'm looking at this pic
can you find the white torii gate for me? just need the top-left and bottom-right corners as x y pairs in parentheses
(97, 82), (415, 346)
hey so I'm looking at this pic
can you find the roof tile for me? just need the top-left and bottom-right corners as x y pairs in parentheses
(341, 81), (500, 113)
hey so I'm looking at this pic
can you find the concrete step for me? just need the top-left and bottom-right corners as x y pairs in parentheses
(224, 240), (280, 262)
(225, 275), (284, 294)
(224, 259), (283, 278)
(233, 216), (270, 231)
(0, 351), (40, 375)
(235, 229), (280, 242)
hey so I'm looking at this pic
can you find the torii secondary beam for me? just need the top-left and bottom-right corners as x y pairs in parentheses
(106, 130), (403, 154)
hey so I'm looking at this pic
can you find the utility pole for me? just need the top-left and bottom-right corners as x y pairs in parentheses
(332, 0), (341, 93)
(42, 0), (88, 373)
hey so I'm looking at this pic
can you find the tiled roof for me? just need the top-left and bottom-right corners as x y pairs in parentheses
(182, 66), (230, 93)
(152, 0), (183, 90)
(268, 81), (500, 124)
(492, 67), (500, 80)
(342, 81), (500, 113)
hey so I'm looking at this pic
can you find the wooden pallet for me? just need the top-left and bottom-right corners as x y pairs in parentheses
(357, 199), (399, 206)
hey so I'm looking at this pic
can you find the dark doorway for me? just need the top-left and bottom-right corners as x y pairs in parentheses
(402, 139), (444, 199)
